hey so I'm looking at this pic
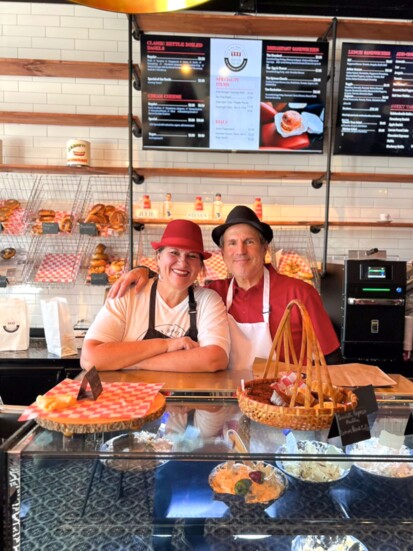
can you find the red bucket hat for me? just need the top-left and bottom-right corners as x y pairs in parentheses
(151, 219), (211, 260)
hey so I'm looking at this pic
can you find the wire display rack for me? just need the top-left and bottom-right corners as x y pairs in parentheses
(135, 224), (227, 285)
(27, 175), (84, 235)
(79, 176), (130, 237)
(271, 227), (320, 291)
(22, 235), (89, 287)
(0, 173), (39, 235)
(0, 235), (31, 285)
(83, 236), (130, 287)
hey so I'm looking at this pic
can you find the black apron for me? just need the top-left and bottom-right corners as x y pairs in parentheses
(142, 279), (198, 342)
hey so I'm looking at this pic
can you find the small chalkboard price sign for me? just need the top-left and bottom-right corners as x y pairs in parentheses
(0, 275), (8, 288)
(328, 385), (377, 446)
(80, 222), (98, 236)
(42, 222), (59, 234)
(91, 273), (108, 285)
(77, 366), (103, 401)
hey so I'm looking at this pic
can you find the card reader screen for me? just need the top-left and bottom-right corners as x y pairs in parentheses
(360, 265), (392, 280)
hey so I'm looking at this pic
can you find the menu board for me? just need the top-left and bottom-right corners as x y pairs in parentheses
(141, 35), (329, 153)
(335, 43), (413, 157)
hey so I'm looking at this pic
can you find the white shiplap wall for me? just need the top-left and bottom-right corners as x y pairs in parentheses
(0, 2), (412, 328)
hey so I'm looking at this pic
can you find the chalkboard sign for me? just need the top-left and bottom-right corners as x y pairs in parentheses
(329, 407), (371, 447)
(42, 222), (59, 235)
(80, 223), (98, 236)
(77, 367), (103, 401)
(0, 275), (8, 288)
(91, 273), (108, 286)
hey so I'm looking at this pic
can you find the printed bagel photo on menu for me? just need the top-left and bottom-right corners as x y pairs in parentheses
(141, 35), (328, 154)
(259, 40), (329, 152)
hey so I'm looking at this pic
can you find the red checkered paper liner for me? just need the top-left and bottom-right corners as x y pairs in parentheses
(18, 379), (165, 423)
(277, 251), (312, 276)
(204, 251), (227, 282)
(35, 253), (82, 283)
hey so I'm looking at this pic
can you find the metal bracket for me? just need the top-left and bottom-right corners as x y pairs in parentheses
(310, 225), (323, 234)
(132, 170), (145, 185)
(132, 16), (141, 41)
(132, 119), (142, 138)
(132, 65), (141, 91)
(317, 17), (337, 42)
(133, 222), (145, 232)
(311, 175), (325, 189)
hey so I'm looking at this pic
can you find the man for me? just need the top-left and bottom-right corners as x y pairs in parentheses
(109, 206), (340, 369)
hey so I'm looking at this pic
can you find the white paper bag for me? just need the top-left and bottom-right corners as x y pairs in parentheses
(0, 297), (30, 351)
(41, 297), (77, 357)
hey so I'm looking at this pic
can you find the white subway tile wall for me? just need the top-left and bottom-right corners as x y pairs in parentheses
(0, 2), (412, 327)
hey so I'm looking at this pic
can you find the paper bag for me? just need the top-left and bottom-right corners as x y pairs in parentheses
(0, 297), (30, 351)
(41, 297), (77, 357)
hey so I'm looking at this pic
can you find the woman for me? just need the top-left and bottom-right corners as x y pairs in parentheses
(81, 220), (230, 372)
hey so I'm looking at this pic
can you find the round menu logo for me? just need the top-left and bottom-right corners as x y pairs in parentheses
(224, 44), (248, 72)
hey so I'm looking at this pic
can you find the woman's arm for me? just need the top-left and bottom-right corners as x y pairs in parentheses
(135, 344), (228, 373)
(81, 335), (199, 371)
(107, 267), (151, 299)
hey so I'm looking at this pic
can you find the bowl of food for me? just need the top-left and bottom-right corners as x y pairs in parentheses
(277, 440), (350, 483)
(291, 535), (368, 551)
(346, 435), (413, 479)
(100, 430), (173, 473)
(208, 460), (287, 509)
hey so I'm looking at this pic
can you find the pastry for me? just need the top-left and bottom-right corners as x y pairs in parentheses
(1, 247), (16, 260)
(109, 210), (126, 227)
(36, 394), (77, 412)
(111, 259), (125, 272)
(90, 259), (107, 268)
(89, 203), (105, 216)
(94, 243), (106, 254)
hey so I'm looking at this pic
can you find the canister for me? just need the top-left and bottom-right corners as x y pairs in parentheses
(66, 139), (90, 167)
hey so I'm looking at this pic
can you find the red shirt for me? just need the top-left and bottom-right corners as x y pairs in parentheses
(207, 264), (339, 358)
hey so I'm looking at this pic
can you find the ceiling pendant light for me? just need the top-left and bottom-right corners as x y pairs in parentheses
(69, 0), (210, 14)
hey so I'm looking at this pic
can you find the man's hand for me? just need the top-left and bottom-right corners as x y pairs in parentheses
(107, 267), (150, 299)
(165, 337), (199, 353)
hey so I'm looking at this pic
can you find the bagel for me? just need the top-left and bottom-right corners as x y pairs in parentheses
(109, 210), (126, 227)
(1, 247), (16, 260)
(85, 213), (107, 225)
(104, 205), (116, 216)
(5, 199), (20, 210)
(0, 210), (10, 222)
(39, 209), (55, 218)
(92, 253), (109, 261)
(39, 215), (56, 223)
(59, 216), (73, 233)
(94, 243), (106, 254)
(90, 259), (107, 268)
(280, 110), (302, 133)
(89, 265), (106, 274)
(89, 203), (105, 216)
(111, 260), (125, 272)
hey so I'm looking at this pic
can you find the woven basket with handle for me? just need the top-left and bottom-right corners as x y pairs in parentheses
(237, 299), (358, 431)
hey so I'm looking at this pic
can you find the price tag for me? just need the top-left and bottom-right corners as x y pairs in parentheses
(91, 273), (108, 286)
(187, 211), (209, 220)
(77, 367), (103, 401)
(0, 275), (8, 287)
(0, 223), (3, 233)
(135, 209), (158, 219)
(329, 408), (371, 446)
(80, 223), (98, 236)
(42, 222), (59, 234)
(353, 385), (378, 415)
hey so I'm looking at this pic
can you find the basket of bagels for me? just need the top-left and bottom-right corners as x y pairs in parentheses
(237, 300), (358, 431)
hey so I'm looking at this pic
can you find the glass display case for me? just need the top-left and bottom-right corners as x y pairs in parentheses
(4, 396), (413, 551)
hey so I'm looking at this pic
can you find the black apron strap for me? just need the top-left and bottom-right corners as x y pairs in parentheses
(187, 286), (198, 342)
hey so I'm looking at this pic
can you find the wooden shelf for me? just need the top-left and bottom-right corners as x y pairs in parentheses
(1, 165), (412, 184)
(0, 112), (141, 128)
(134, 13), (413, 42)
(0, 58), (129, 79)
(133, 218), (413, 229)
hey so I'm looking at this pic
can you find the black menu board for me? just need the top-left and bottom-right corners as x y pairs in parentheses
(335, 42), (413, 157)
(141, 35), (328, 154)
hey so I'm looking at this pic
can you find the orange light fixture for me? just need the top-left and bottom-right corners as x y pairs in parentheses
(69, 0), (210, 14)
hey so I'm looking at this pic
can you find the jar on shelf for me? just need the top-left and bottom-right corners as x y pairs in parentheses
(142, 195), (151, 209)
(253, 197), (263, 220)
(194, 196), (204, 211)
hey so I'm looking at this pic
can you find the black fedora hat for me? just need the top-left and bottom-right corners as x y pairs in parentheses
(212, 205), (273, 246)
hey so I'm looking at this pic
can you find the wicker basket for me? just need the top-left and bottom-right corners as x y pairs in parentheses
(237, 300), (358, 431)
